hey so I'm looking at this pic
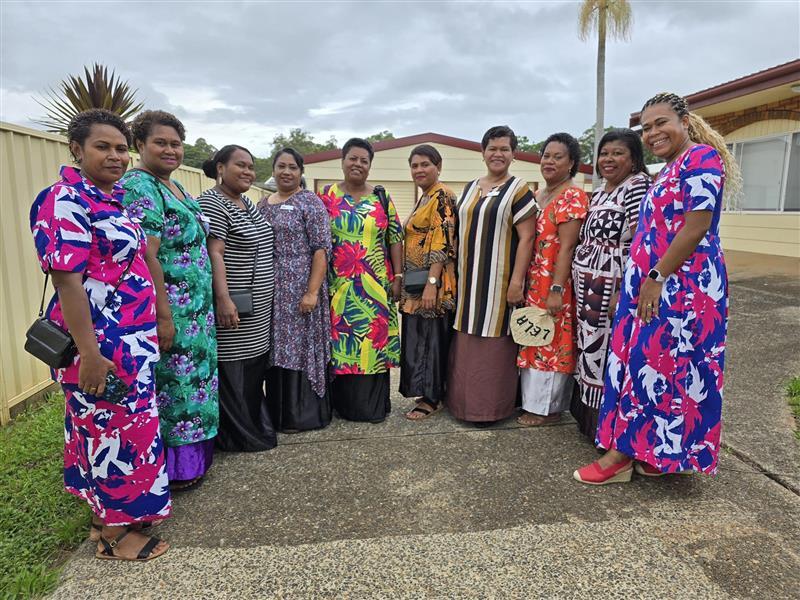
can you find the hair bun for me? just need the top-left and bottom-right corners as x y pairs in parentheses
(201, 157), (217, 179)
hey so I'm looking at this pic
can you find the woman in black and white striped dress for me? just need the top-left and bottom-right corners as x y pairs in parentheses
(199, 145), (276, 452)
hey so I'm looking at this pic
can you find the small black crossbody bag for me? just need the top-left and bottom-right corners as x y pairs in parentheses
(25, 258), (135, 369)
(229, 242), (258, 318)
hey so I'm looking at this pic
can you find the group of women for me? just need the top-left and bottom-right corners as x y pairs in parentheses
(29, 90), (741, 561)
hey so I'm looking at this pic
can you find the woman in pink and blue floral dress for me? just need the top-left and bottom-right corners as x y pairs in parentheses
(574, 93), (743, 485)
(30, 110), (170, 560)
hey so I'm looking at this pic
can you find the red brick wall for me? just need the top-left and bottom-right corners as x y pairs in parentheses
(703, 96), (800, 135)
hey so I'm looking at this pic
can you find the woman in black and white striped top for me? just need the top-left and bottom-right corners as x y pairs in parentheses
(199, 145), (276, 452)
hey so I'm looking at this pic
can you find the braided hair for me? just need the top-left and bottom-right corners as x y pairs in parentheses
(642, 92), (742, 206)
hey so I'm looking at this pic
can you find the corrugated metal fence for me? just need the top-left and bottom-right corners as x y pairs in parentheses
(0, 121), (264, 424)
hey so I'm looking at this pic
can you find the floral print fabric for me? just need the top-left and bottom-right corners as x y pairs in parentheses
(258, 189), (332, 397)
(518, 186), (589, 374)
(30, 165), (170, 524)
(321, 183), (403, 375)
(399, 182), (457, 318)
(597, 145), (728, 474)
(121, 170), (219, 447)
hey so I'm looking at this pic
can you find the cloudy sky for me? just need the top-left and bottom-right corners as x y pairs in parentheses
(1, 1), (798, 156)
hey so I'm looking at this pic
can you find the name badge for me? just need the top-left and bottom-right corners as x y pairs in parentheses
(279, 204), (295, 211)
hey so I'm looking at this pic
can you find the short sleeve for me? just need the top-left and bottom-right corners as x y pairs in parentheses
(386, 194), (404, 245)
(426, 188), (457, 265)
(120, 172), (165, 238)
(198, 192), (230, 241)
(302, 191), (332, 253)
(30, 184), (91, 274)
(681, 145), (724, 212)
(623, 174), (650, 231)
(511, 181), (537, 224)
(554, 187), (589, 224)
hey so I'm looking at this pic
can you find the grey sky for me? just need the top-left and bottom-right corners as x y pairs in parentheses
(1, 1), (798, 156)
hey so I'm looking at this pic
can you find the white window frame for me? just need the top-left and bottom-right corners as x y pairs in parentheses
(727, 131), (798, 213)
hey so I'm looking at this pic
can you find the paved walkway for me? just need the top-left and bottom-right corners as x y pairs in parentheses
(52, 252), (800, 599)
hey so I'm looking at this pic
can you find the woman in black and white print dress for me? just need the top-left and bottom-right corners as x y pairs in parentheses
(571, 129), (650, 440)
(199, 145), (276, 452)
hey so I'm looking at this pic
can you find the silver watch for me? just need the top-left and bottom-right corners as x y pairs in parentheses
(549, 284), (564, 295)
(428, 276), (441, 287)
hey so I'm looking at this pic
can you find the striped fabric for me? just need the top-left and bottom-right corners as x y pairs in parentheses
(454, 176), (536, 337)
(198, 189), (275, 362)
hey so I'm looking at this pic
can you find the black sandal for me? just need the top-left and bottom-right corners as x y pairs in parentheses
(96, 529), (167, 562)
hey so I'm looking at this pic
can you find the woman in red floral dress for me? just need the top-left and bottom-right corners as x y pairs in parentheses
(517, 133), (588, 426)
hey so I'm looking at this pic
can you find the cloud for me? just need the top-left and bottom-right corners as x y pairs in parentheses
(1, 0), (797, 156)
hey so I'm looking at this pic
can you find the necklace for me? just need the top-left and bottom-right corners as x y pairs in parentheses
(215, 184), (244, 207)
(538, 177), (572, 207)
(269, 188), (300, 204)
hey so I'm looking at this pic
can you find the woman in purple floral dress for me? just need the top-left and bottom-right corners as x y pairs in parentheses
(575, 93), (743, 485)
(258, 148), (332, 431)
(30, 109), (170, 560)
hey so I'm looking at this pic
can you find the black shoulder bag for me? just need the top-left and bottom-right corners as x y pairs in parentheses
(25, 258), (135, 369)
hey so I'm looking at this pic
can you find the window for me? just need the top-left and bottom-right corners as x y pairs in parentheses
(730, 132), (800, 212)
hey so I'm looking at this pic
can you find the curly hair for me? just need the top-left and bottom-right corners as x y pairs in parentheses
(541, 132), (581, 178)
(66, 109), (132, 160)
(642, 92), (742, 206)
(130, 109), (186, 145)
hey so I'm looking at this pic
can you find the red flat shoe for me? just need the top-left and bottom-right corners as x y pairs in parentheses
(573, 459), (633, 485)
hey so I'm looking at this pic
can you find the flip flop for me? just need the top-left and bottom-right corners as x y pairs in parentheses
(405, 402), (441, 421)
(516, 412), (561, 427)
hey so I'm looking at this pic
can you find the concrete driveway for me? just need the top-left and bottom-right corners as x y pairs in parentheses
(51, 251), (800, 599)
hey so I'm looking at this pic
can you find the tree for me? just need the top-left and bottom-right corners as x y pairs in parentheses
(182, 137), (217, 170)
(34, 63), (143, 135)
(269, 128), (337, 159)
(365, 130), (395, 143)
(578, 0), (633, 180)
(517, 135), (545, 154)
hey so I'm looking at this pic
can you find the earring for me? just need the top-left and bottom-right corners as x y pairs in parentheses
(217, 174), (222, 186)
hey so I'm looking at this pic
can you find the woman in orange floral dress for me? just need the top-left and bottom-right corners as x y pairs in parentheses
(517, 133), (589, 426)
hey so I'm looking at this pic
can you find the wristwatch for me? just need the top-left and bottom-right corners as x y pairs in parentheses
(428, 276), (441, 287)
(647, 268), (666, 283)
(549, 284), (564, 295)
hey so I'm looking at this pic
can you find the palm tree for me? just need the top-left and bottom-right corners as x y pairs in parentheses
(578, 0), (633, 180)
(34, 63), (143, 135)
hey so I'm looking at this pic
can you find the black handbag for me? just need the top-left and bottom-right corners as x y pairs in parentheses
(403, 268), (429, 295)
(229, 288), (253, 317)
(24, 276), (77, 368)
(25, 258), (135, 369)
(228, 215), (259, 318)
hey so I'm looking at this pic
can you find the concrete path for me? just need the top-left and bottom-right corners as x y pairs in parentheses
(51, 253), (800, 599)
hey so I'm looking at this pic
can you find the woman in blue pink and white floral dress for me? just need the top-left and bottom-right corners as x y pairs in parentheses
(574, 92), (743, 485)
(30, 109), (170, 560)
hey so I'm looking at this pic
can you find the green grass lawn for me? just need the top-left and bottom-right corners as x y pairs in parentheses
(788, 377), (800, 441)
(0, 393), (90, 599)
